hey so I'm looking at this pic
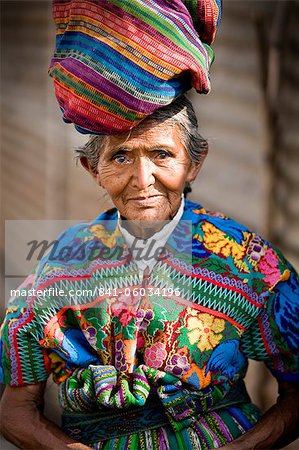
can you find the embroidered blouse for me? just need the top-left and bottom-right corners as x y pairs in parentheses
(1, 200), (298, 449)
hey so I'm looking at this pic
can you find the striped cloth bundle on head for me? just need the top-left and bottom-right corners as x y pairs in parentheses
(49, 0), (222, 135)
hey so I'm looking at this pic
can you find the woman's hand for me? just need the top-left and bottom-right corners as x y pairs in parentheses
(0, 383), (91, 450)
(220, 380), (299, 449)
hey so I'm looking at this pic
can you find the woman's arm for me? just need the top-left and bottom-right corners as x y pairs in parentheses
(221, 380), (299, 449)
(0, 383), (91, 450)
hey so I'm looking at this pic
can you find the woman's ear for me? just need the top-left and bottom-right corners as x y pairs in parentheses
(187, 147), (208, 183)
(80, 157), (98, 180)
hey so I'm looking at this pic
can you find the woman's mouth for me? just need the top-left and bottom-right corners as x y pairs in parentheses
(128, 195), (163, 206)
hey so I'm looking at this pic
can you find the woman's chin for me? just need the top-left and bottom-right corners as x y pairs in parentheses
(121, 206), (172, 223)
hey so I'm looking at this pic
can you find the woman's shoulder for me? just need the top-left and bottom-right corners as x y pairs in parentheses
(34, 208), (120, 277)
(184, 199), (298, 291)
(56, 207), (119, 241)
(184, 199), (251, 238)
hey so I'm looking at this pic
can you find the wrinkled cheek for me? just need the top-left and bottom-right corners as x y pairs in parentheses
(99, 169), (125, 193)
(98, 166), (116, 180)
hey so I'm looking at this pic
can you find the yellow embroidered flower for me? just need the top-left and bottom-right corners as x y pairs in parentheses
(186, 307), (198, 317)
(89, 224), (118, 248)
(193, 233), (202, 242)
(192, 208), (206, 215)
(201, 222), (245, 261)
(234, 258), (250, 273)
(48, 351), (70, 382)
(187, 313), (225, 352)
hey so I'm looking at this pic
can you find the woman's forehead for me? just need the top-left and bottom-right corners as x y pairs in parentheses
(103, 121), (181, 150)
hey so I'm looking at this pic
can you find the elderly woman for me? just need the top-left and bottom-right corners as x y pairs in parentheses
(1, 96), (299, 450)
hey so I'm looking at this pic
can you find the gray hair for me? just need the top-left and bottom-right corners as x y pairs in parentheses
(75, 95), (207, 172)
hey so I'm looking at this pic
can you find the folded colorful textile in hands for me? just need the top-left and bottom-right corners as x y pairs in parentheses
(49, 0), (222, 135)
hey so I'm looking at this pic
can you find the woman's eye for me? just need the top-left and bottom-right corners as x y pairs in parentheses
(156, 150), (170, 160)
(112, 154), (129, 164)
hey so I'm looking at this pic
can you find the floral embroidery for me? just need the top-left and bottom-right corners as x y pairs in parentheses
(89, 224), (119, 248)
(136, 309), (154, 332)
(144, 342), (167, 369)
(83, 326), (97, 346)
(111, 292), (141, 327)
(258, 248), (281, 286)
(192, 208), (206, 215)
(115, 339), (128, 372)
(41, 314), (65, 349)
(48, 351), (70, 382)
(58, 314), (68, 327)
(247, 235), (266, 266)
(183, 363), (212, 389)
(187, 313), (225, 352)
(165, 352), (190, 376)
(234, 258), (250, 273)
(201, 222), (245, 261)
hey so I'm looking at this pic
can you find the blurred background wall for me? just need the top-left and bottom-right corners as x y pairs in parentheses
(1, 1), (299, 448)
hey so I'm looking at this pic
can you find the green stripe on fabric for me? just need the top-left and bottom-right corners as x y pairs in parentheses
(199, 419), (217, 448)
(204, 43), (215, 64)
(167, 426), (180, 450)
(217, 409), (244, 440)
(116, 436), (128, 450)
(177, 428), (193, 449)
(111, 0), (208, 65)
(129, 433), (139, 450)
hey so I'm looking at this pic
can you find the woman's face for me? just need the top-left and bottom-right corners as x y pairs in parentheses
(92, 121), (204, 222)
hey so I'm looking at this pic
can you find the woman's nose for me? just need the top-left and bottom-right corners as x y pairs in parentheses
(132, 157), (155, 189)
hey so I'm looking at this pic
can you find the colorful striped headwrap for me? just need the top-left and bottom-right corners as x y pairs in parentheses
(49, 0), (222, 135)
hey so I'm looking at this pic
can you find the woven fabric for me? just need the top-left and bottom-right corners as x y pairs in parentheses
(60, 379), (256, 446)
(48, 0), (222, 135)
(1, 200), (299, 447)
